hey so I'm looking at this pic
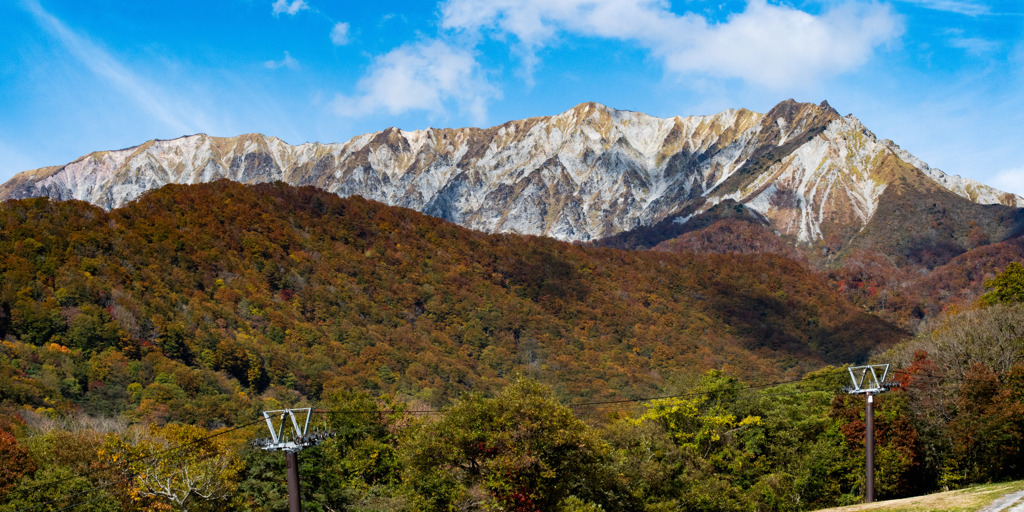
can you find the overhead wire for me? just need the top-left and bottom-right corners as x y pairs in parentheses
(305, 364), (1015, 418)
(566, 372), (846, 409)
(305, 371), (850, 418)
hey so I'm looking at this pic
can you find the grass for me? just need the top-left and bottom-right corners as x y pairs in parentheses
(813, 481), (1024, 512)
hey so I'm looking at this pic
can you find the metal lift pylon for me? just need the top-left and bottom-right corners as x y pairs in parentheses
(253, 408), (335, 512)
(842, 364), (900, 503)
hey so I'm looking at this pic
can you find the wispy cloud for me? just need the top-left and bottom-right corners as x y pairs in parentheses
(440, 0), (903, 89)
(21, 0), (195, 135)
(898, 0), (991, 16)
(272, 0), (309, 16)
(948, 36), (999, 55)
(331, 39), (498, 125)
(944, 29), (1000, 55)
(265, 51), (300, 69)
(330, 22), (350, 45)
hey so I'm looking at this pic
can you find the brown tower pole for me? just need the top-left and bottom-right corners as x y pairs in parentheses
(844, 364), (896, 504)
(255, 408), (333, 512)
(865, 392), (874, 503)
(287, 450), (302, 512)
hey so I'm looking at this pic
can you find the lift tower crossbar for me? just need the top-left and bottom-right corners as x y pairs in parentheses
(253, 408), (334, 512)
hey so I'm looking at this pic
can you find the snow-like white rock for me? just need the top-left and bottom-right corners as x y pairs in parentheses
(3, 102), (1020, 243)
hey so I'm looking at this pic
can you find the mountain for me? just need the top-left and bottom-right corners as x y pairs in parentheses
(3, 100), (1020, 255)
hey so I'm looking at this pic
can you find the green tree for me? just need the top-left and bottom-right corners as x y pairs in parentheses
(603, 416), (680, 510)
(982, 261), (1024, 305)
(235, 448), (289, 511)
(627, 371), (763, 512)
(633, 371), (761, 456)
(730, 367), (860, 511)
(294, 389), (411, 512)
(0, 427), (118, 512)
(404, 378), (611, 512)
(0, 465), (118, 512)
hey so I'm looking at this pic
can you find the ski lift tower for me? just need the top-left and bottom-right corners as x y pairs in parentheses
(253, 408), (334, 512)
(842, 364), (900, 503)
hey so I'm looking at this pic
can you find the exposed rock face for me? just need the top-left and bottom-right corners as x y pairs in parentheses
(2, 99), (1020, 243)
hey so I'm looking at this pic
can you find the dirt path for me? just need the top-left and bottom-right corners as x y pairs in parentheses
(813, 481), (1024, 512)
(980, 489), (1024, 512)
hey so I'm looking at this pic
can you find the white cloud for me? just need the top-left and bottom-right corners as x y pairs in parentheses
(992, 167), (1024, 198)
(272, 0), (309, 16)
(898, 0), (990, 16)
(944, 27), (999, 56)
(21, 0), (196, 135)
(948, 35), (999, 55)
(265, 51), (300, 70)
(667, 1), (903, 88)
(330, 22), (350, 45)
(440, 0), (903, 89)
(331, 39), (498, 125)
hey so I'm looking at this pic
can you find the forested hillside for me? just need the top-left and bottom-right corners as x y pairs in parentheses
(2, 181), (1023, 511)
(0, 180), (903, 420)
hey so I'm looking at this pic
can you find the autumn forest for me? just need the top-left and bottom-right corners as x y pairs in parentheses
(2, 180), (1024, 511)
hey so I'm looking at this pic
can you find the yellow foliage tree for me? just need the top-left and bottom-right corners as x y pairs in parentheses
(99, 424), (244, 511)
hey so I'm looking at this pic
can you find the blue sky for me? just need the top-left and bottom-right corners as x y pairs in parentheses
(1, 0), (1022, 195)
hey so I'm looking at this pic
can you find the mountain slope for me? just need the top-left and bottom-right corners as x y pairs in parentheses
(0, 181), (908, 414)
(3, 100), (1019, 249)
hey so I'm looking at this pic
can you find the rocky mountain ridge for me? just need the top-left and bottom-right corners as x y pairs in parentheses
(2, 99), (1020, 246)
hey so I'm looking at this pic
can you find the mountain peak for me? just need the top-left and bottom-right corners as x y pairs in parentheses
(2, 100), (1020, 250)
(764, 98), (841, 126)
(570, 101), (612, 113)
